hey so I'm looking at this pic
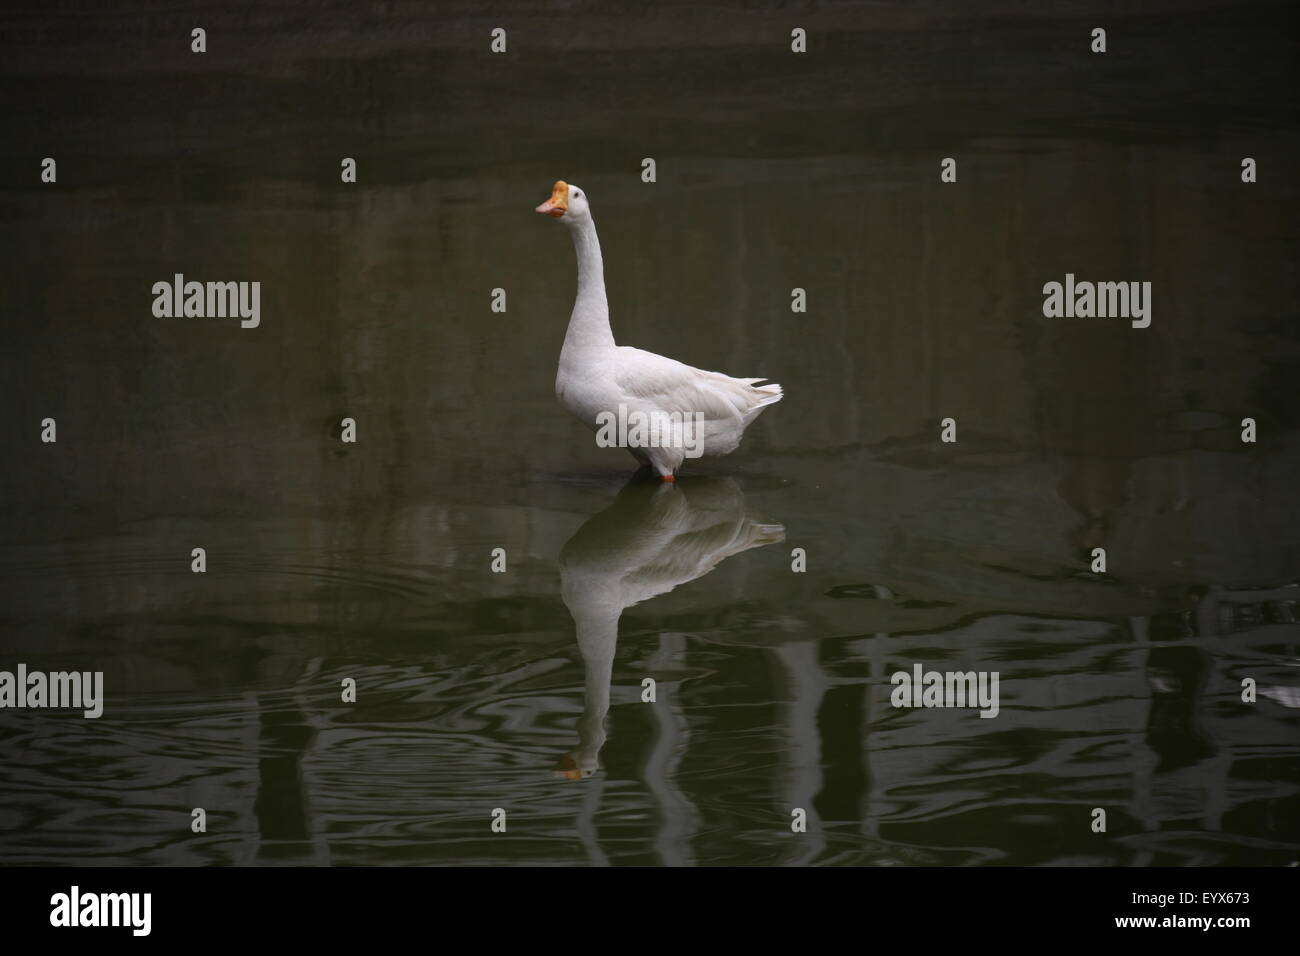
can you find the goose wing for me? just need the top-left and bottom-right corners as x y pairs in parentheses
(612, 346), (780, 422)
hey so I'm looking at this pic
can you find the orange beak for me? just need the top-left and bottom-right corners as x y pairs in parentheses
(535, 180), (569, 218)
(552, 752), (585, 780)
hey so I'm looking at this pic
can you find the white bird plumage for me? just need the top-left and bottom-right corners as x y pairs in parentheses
(536, 180), (782, 480)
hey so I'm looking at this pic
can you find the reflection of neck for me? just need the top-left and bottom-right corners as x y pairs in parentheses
(574, 610), (619, 753)
(563, 218), (615, 355)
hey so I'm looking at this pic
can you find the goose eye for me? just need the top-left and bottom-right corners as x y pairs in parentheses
(574, 190), (581, 197)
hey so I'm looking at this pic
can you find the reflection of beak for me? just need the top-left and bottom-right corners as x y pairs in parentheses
(535, 180), (568, 217)
(552, 752), (585, 780)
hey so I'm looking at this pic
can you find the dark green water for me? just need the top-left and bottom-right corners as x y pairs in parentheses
(0, 1), (1297, 865)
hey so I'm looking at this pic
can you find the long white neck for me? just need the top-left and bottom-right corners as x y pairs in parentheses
(561, 217), (615, 355)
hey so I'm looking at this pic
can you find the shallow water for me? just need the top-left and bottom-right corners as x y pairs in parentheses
(0, 1), (1297, 865)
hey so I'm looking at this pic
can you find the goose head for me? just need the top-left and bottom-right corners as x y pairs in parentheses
(534, 180), (591, 224)
(552, 749), (599, 780)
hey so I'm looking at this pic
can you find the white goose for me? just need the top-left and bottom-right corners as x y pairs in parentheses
(536, 180), (782, 480)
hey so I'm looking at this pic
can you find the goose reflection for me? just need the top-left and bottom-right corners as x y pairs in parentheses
(554, 475), (784, 779)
